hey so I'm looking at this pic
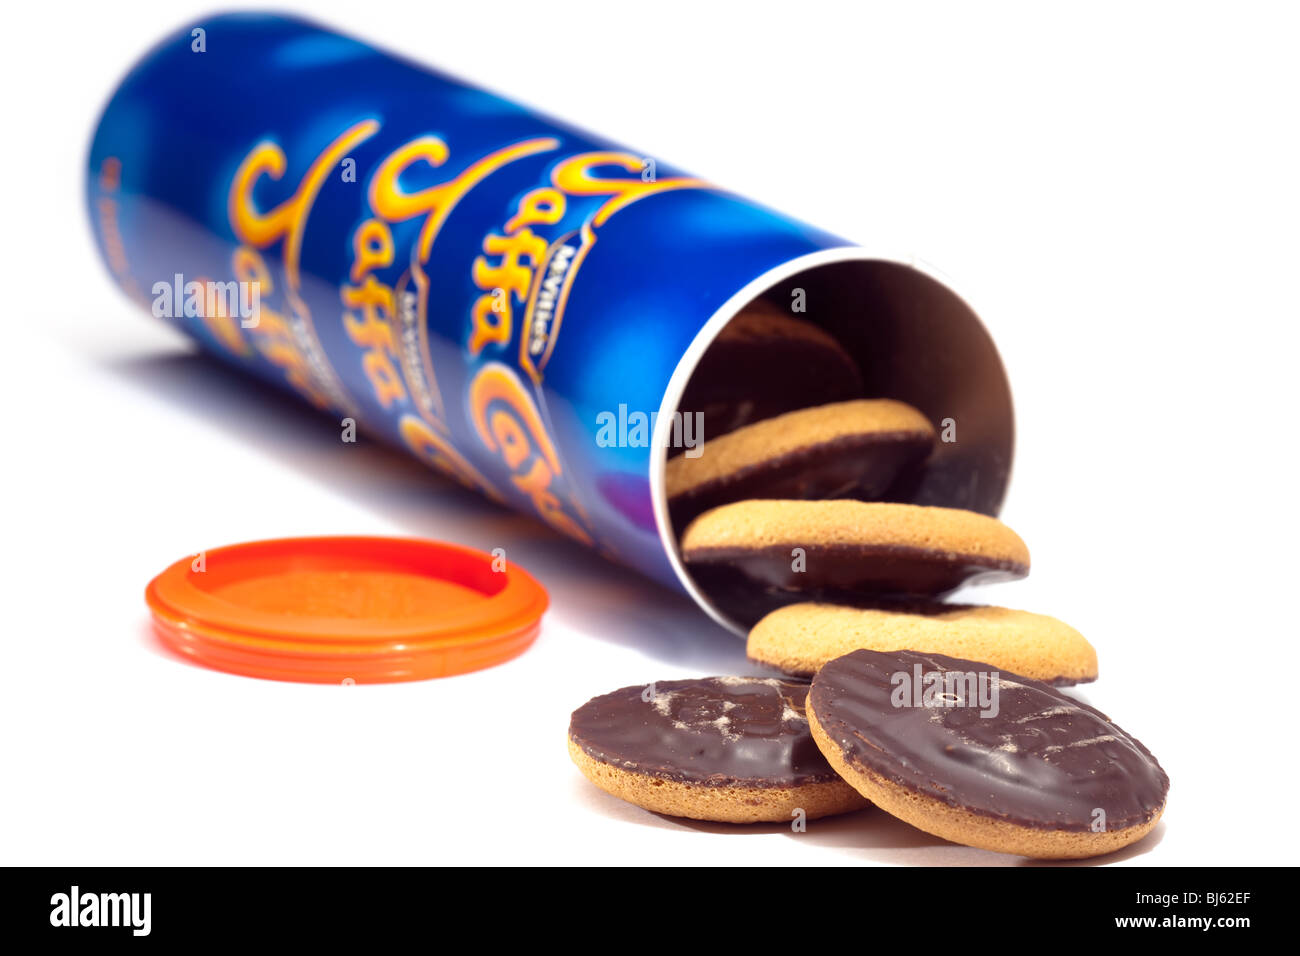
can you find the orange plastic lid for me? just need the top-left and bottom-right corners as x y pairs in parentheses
(145, 536), (547, 684)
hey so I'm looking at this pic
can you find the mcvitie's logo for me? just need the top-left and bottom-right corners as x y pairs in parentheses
(49, 885), (151, 936)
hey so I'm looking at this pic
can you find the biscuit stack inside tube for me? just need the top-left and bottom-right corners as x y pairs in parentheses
(665, 297), (1095, 687)
(567, 295), (1167, 860)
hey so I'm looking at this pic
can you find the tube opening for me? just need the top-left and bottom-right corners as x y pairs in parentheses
(651, 249), (1015, 634)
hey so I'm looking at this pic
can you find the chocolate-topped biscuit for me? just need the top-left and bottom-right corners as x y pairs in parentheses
(568, 676), (869, 823)
(665, 399), (934, 530)
(676, 301), (863, 445)
(680, 501), (1030, 612)
(749, 601), (1097, 685)
(807, 649), (1168, 858)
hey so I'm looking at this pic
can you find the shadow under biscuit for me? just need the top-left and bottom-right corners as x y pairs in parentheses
(780, 812), (1166, 867)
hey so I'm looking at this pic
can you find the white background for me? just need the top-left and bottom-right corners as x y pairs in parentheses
(2, 1), (1296, 866)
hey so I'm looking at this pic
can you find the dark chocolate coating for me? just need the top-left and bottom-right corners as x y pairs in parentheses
(676, 328), (863, 446)
(668, 431), (933, 531)
(684, 542), (1028, 598)
(810, 649), (1168, 831)
(568, 677), (841, 788)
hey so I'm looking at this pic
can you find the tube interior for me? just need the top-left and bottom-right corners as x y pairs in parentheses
(658, 255), (1015, 632)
